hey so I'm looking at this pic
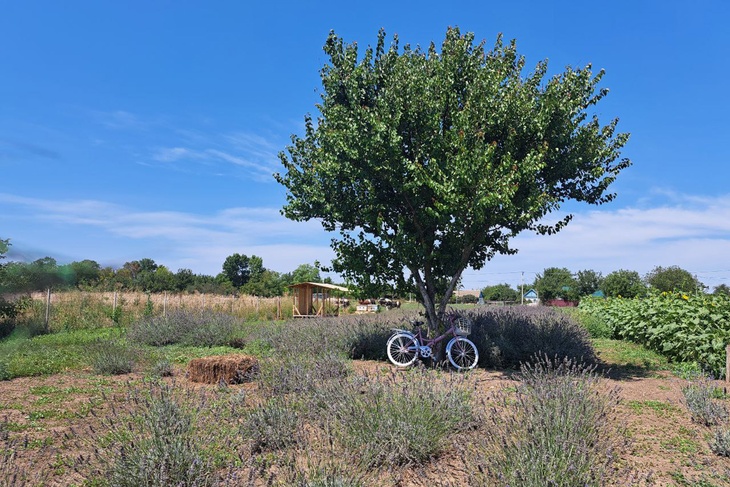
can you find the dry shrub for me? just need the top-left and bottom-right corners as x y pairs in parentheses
(187, 354), (259, 384)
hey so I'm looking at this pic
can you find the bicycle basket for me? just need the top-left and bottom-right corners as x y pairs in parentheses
(454, 317), (472, 336)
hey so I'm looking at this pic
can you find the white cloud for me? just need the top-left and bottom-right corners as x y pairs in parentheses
(464, 194), (730, 290)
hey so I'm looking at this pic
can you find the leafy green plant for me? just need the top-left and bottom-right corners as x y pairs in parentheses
(580, 292), (730, 377)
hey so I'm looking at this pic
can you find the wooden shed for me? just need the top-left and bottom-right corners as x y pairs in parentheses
(289, 282), (351, 318)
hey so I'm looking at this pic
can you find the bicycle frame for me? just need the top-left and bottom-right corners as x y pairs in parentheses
(391, 322), (459, 359)
(386, 313), (479, 370)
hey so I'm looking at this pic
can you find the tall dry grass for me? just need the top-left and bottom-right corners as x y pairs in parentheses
(22, 291), (293, 331)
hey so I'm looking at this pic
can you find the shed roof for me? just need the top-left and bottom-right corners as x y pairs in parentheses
(288, 282), (351, 293)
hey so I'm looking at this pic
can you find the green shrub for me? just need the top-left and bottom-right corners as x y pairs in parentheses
(90, 339), (136, 375)
(710, 427), (730, 457)
(580, 292), (730, 377)
(681, 377), (728, 426)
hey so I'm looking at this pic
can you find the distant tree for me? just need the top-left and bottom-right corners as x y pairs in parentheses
(28, 257), (62, 290)
(174, 268), (195, 292)
(575, 269), (603, 296)
(602, 269), (646, 298)
(534, 267), (577, 303)
(481, 283), (519, 302)
(290, 263), (321, 284)
(0, 238), (15, 323)
(68, 260), (102, 288)
(138, 258), (158, 274)
(276, 27), (631, 336)
(222, 253), (251, 288)
(644, 265), (704, 294)
(243, 269), (285, 297)
(714, 284), (730, 296)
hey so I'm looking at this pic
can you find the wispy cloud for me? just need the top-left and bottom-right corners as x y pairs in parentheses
(466, 193), (730, 290)
(0, 192), (328, 274)
(0, 137), (61, 160)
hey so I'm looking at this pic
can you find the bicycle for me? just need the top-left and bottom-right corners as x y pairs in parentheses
(386, 312), (479, 370)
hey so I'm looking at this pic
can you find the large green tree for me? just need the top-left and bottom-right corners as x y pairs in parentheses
(534, 267), (578, 303)
(644, 265), (704, 294)
(276, 27), (630, 333)
(602, 269), (646, 298)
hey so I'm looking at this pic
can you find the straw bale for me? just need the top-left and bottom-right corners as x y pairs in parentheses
(187, 354), (259, 384)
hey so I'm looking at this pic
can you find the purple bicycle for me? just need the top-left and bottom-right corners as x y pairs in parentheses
(386, 312), (479, 370)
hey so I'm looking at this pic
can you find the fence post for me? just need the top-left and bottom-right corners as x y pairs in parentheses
(726, 344), (730, 384)
(44, 288), (51, 333)
(164, 291), (167, 317)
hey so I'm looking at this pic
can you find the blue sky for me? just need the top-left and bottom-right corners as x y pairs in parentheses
(2, 1), (729, 291)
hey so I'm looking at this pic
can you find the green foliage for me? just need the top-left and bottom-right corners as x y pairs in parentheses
(575, 269), (603, 296)
(714, 284), (730, 296)
(0, 328), (114, 378)
(645, 265), (704, 293)
(534, 267), (578, 302)
(481, 283), (519, 302)
(90, 339), (137, 375)
(222, 252), (252, 287)
(580, 292), (730, 376)
(602, 269), (646, 298)
(681, 376), (728, 426)
(710, 427), (730, 457)
(476, 356), (624, 486)
(276, 27), (630, 335)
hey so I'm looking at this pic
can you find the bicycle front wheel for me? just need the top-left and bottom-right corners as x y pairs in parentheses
(386, 332), (419, 367)
(446, 337), (479, 370)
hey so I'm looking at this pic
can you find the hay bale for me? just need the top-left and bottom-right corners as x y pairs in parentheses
(187, 354), (259, 384)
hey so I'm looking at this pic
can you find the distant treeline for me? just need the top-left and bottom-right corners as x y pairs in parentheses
(0, 245), (329, 298)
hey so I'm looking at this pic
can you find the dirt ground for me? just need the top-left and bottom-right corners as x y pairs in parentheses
(2, 359), (730, 486)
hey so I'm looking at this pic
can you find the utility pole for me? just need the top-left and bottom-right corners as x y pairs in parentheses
(521, 271), (524, 305)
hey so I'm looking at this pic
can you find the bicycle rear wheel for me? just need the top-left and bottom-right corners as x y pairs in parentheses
(446, 337), (479, 370)
(386, 332), (419, 367)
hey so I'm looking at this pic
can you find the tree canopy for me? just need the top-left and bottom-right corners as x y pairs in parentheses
(602, 269), (646, 298)
(277, 27), (630, 331)
(644, 265), (704, 294)
(534, 267), (578, 303)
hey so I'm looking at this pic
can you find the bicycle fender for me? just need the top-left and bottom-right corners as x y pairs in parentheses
(390, 328), (413, 335)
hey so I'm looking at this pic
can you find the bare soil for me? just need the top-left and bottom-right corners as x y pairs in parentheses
(2, 358), (730, 486)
